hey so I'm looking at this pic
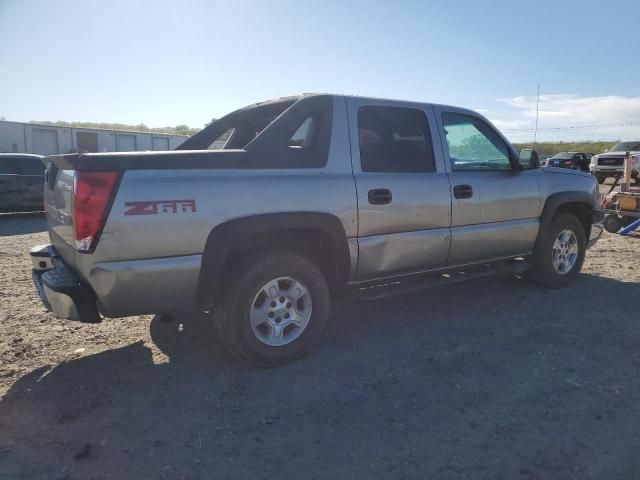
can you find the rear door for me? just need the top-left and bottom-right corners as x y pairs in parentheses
(434, 107), (541, 265)
(348, 98), (452, 281)
(0, 156), (20, 211)
(16, 156), (45, 208)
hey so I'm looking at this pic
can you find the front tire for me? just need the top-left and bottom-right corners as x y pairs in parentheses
(528, 213), (586, 288)
(216, 250), (330, 367)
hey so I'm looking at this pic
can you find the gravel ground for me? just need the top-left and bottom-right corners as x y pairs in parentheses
(1, 209), (639, 480)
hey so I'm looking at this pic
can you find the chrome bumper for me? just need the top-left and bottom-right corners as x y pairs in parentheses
(591, 166), (623, 172)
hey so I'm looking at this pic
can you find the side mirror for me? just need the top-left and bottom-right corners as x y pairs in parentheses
(517, 149), (540, 170)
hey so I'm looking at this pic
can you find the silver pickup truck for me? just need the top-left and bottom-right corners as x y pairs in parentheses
(30, 94), (604, 366)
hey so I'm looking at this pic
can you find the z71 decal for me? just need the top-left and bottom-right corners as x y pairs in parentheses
(124, 199), (197, 216)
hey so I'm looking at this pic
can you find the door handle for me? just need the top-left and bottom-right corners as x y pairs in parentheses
(368, 188), (392, 205)
(453, 184), (473, 199)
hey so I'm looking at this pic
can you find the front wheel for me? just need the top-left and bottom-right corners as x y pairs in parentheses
(216, 250), (330, 367)
(527, 213), (586, 288)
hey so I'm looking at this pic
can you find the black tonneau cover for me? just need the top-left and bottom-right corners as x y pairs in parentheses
(45, 149), (248, 171)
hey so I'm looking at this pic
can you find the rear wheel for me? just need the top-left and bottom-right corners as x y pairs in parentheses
(528, 213), (586, 288)
(215, 250), (330, 367)
(596, 176), (606, 184)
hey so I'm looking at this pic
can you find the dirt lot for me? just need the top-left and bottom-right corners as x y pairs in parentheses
(1, 210), (639, 480)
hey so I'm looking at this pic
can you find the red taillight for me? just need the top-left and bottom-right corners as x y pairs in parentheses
(563, 160), (572, 164)
(73, 171), (119, 253)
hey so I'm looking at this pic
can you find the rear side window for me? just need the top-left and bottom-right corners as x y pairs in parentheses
(17, 158), (45, 175)
(207, 128), (235, 150)
(0, 157), (17, 174)
(357, 106), (435, 172)
(288, 117), (316, 148)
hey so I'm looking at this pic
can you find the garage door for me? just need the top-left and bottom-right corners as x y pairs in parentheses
(118, 134), (137, 151)
(76, 131), (98, 152)
(152, 137), (170, 151)
(33, 129), (59, 155)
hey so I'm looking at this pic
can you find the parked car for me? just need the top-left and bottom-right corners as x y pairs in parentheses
(29, 94), (604, 366)
(0, 153), (45, 212)
(590, 141), (640, 184)
(545, 152), (590, 171)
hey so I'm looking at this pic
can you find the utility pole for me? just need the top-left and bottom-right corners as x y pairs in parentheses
(534, 84), (540, 144)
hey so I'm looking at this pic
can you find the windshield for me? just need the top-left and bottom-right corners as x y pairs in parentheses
(551, 152), (574, 159)
(611, 141), (640, 152)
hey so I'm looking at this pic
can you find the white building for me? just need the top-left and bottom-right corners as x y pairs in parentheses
(0, 120), (188, 155)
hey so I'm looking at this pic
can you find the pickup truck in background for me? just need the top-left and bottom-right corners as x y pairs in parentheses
(30, 94), (604, 366)
(0, 153), (45, 212)
(590, 141), (640, 184)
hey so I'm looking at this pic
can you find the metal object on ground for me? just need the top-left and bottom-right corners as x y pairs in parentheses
(619, 218), (640, 236)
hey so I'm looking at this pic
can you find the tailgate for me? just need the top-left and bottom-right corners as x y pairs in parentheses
(44, 158), (77, 267)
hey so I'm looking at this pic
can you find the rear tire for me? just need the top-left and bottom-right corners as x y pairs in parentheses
(596, 176), (606, 184)
(528, 213), (586, 288)
(215, 250), (330, 367)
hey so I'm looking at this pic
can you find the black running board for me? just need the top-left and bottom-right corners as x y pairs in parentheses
(347, 259), (530, 301)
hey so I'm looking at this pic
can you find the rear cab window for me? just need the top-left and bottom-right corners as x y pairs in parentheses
(357, 106), (435, 172)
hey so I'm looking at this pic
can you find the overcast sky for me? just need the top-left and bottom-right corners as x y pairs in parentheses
(1, 0), (639, 142)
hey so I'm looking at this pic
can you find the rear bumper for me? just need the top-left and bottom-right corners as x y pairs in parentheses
(589, 210), (605, 248)
(30, 245), (101, 322)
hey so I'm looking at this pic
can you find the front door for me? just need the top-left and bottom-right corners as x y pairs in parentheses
(434, 108), (541, 265)
(348, 98), (452, 281)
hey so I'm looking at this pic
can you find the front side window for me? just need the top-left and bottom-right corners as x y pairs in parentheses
(442, 113), (511, 171)
(358, 106), (435, 172)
